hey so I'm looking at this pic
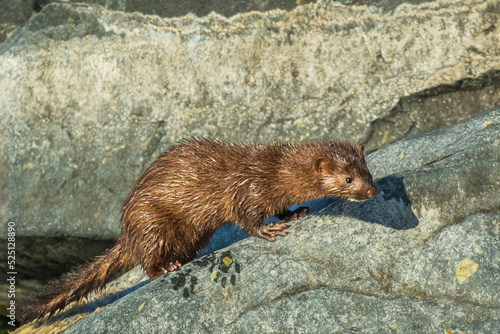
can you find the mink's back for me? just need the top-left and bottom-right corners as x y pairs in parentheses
(121, 139), (274, 231)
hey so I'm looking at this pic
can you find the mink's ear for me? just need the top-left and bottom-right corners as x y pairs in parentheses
(314, 158), (329, 175)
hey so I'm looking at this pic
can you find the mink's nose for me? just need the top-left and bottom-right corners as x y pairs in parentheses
(367, 187), (377, 198)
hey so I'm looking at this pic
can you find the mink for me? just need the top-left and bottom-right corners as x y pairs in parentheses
(23, 138), (376, 322)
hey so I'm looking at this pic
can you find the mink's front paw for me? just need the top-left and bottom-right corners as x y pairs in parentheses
(257, 222), (289, 242)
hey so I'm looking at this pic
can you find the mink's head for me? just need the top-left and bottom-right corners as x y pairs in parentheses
(314, 142), (377, 201)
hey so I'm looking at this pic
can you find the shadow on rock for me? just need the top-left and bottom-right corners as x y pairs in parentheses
(309, 175), (419, 230)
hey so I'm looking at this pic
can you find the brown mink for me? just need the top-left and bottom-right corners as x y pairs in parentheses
(23, 138), (376, 322)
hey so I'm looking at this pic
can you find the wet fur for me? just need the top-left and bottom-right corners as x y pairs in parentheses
(23, 138), (376, 322)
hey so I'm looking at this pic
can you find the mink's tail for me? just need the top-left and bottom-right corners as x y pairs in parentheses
(22, 241), (128, 323)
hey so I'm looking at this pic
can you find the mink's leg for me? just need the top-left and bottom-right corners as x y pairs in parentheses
(275, 206), (311, 221)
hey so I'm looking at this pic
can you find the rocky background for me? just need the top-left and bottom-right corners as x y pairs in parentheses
(1, 0), (499, 332)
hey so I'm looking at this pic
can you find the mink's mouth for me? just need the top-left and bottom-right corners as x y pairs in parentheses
(347, 197), (368, 202)
(346, 187), (377, 201)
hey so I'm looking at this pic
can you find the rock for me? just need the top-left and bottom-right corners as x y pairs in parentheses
(0, 0), (33, 43)
(32, 0), (302, 19)
(28, 107), (495, 333)
(366, 103), (500, 180)
(0, 0), (306, 45)
(2, 0), (500, 320)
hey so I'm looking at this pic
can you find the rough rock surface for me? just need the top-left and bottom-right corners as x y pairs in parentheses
(34, 0), (304, 19)
(2, 0), (500, 321)
(19, 107), (498, 333)
(0, 0), (312, 45)
(0, 0), (33, 43)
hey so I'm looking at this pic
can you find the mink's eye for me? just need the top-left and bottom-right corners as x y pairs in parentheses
(345, 177), (352, 183)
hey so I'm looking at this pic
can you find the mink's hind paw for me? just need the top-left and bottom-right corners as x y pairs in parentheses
(161, 261), (182, 275)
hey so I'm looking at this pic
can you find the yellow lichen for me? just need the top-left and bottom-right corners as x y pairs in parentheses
(379, 131), (389, 147)
(456, 258), (478, 284)
(222, 256), (233, 267)
(23, 162), (34, 170)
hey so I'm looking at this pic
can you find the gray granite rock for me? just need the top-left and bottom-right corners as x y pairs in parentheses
(33, 0), (302, 18)
(366, 106), (500, 180)
(0, 0), (33, 43)
(56, 107), (499, 333)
